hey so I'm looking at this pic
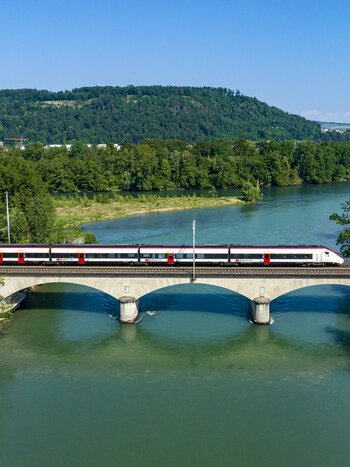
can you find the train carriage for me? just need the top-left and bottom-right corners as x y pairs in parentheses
(139, 245), (229, 265)
(228, 246), (343, 266)
(0, 246), (51, 264)
(50, 245), (139, 264)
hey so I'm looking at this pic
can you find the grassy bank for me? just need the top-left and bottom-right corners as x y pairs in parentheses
(54, 193), (246, 229)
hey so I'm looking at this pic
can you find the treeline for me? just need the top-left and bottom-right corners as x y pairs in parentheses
(1, 138), (350, 243)
(0, 155), (95, 244)
(3, 139), (350, 193)
(0, 86), (324, 143)
(0, 156), (62, 243)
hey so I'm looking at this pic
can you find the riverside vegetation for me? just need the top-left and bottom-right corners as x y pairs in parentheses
(1, 138), (350, 244)
(54, 193), (245, 229)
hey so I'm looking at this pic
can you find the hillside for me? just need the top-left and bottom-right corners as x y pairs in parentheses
(0, 86), (323, 143)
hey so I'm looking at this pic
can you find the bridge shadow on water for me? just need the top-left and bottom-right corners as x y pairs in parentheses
(271, 284), (350, 361)
(8, 282), (350, 370)
(20, 284), (118, 314)
(19, 282), (252, 319)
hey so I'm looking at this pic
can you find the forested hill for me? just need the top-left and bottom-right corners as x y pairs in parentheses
(0, 86), (323, 144)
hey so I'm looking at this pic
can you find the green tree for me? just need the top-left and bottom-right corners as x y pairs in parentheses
(84, 232), (97, 244)
(23, 194), (56, 243)
(330, 198), (350, 256)
(9, 208), (29, 243)
(241, 182), (262, 202)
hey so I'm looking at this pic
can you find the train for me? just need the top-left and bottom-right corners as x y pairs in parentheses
(0, 244), (344, 266)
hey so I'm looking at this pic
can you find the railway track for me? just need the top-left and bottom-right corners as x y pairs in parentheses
(0, 265), (350, 278)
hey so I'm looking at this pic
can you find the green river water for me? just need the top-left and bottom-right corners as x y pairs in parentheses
(1, 183), (350, 466)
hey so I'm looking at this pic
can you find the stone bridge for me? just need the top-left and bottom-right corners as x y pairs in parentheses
(1, 265), (350, 324)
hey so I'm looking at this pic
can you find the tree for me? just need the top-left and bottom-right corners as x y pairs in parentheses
(9, 208), (29, 243)
(23, 194), (56, 243)
(241, 181), (262, 202)
(330, 198), (350, 256)
(84, 232), (97, 244)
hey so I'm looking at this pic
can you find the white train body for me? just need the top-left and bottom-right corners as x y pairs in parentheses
(50, 246), (139, 263)
(0, 244), (344, 266)
(0, 246), (50, 264)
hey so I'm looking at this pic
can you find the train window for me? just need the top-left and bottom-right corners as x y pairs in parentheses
(25, 253), (48, 258)
(270, 254), (312, 260)
(196, 254), (205, 259)
(3, 253), (22, 258)
(142, 253), (150, 258)
(325, 252), (329, 256)
(52, 253), (76, 258)
(203, 254), (227, 259)
(231, 254), (262, 259)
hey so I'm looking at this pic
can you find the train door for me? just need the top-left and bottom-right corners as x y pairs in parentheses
(0, 252), (3, 263)
(18, 252), (25, 264)
(78, 252), (85, 264)
(166, 252), (174, 265)
(263, 253), (270, 265)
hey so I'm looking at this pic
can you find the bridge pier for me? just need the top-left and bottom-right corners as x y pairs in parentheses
(250, 297), (271, 325)
(119, 296), (139, 323)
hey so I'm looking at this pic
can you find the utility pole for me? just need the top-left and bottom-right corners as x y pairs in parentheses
(192, 219), (196, 281)
(5, 192), (10, 243)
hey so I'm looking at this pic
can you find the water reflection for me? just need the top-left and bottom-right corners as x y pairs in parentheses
(272, 285), (350, 351)
(2, 283), (350, 377)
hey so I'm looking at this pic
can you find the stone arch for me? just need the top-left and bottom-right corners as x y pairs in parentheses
(0, 275), (193, 302)
(137, 281), (250, 301)
(270, 279), (350, 302)
(272, 279), (350, 302)
(0, 276), (122, 302)
(194, 277), (350, 301)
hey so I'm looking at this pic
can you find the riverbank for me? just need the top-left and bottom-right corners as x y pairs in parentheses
(0, 292), (27, 334)
(54, 194), (246, 229)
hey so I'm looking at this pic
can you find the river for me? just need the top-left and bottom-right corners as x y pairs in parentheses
(1, 183), (350, 466)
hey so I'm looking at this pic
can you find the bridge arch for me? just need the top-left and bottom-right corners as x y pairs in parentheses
(194, 277), (350, 301)
(3, 274), (350, 312)
(270, 282), (350, 302)
(138, 281), (250, 302)
(269, 279), (350, 302)
(0, 276), (123, 302)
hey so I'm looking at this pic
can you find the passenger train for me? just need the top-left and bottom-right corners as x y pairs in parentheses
(0, 244), (344, 266)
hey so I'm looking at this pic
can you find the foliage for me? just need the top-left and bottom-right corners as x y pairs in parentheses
(240, 182), (263, 202)
(330, 199), (350, 256)
(84, 232), (97, 244)
(0, 86), (324, 144)
(7, 138), (350, 195)
(0, 156), (57, 243)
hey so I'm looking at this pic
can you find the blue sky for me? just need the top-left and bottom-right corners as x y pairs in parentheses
(1, 0), (349, 122)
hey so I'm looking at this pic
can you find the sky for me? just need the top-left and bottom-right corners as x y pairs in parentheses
(0, 0), (349, 122)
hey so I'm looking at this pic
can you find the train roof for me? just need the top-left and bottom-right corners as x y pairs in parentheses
(0, 243), (330, 248)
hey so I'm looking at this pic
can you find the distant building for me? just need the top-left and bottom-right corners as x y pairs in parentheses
(44, 143), (122, 151)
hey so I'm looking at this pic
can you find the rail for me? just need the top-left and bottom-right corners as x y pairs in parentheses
(0, 265), (350, 278)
